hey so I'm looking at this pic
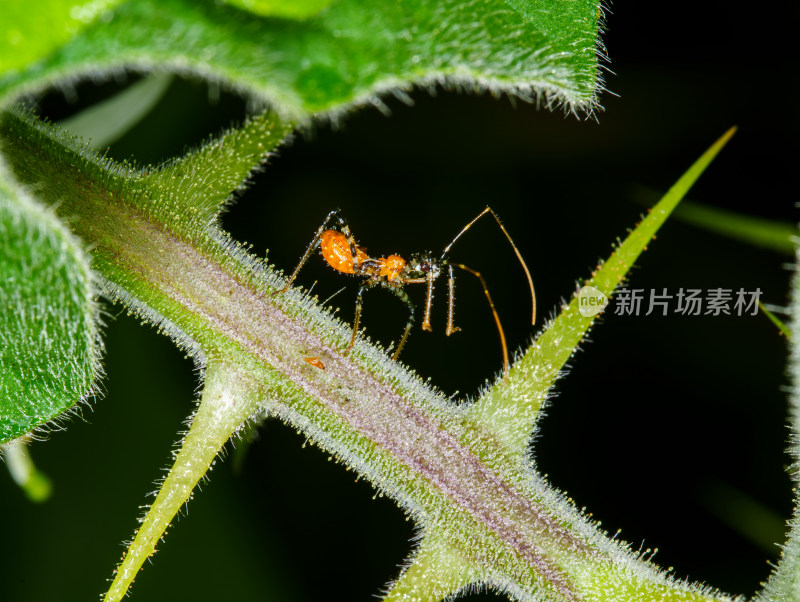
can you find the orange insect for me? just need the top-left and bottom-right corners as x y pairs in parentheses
(275, 207), (536, 380)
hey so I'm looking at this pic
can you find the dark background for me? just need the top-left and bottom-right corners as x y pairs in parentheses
(2, 2), (798, 600)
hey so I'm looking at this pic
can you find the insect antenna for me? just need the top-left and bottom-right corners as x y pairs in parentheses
(441, 207), (537, 381)
(442, 206), (536, 325)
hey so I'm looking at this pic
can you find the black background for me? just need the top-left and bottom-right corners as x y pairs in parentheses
(3, 2), (799, 600)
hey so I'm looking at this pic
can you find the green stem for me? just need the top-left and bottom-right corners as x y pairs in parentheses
(1, 437), (52, 502)
(382, 534), (480, 601)
(104, 359), (260, 602)
(0, 110), (739, 602)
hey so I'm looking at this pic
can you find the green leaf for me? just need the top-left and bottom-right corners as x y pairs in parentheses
(633, 187), (796, 255)
(220, 0), (334, 19)
(0, 167), (100, 444)
(674, 200), (796, 255)
(58, 73), (173, 147)
(0, 0), (603, 118)
(698, 479), (785, 555)
(0, 0), (125, 74)
(758, 301), (791, 339)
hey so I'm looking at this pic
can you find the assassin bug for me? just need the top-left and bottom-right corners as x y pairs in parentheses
(274, 207), (536, 380)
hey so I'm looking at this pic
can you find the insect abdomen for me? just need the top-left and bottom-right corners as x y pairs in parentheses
(320, 230), (368, 274)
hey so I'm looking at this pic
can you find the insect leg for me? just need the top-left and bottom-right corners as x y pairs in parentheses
(449, 262), (510, 382)
(344, 280), (373, 355)
(421, 268), (435, 332)
(274, 209), (343, 294)
(445, 263), (462, 336)
(389, 286), (416, 360)
(441, 206), (536, 325)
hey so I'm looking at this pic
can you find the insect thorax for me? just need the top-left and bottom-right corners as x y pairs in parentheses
(406, 252), (441, 280)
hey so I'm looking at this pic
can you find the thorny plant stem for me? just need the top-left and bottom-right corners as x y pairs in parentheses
(0, 111), (737, 601)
